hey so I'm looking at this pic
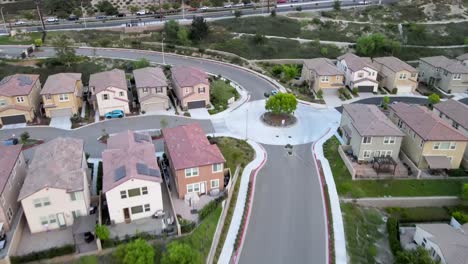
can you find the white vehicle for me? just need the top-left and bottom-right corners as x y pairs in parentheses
(224, 3), (233, 8)
(200, 6), (209, 11)
(233, 3), (244, 7)
(358, 0), (369, 5)
(15, 21), (26, 25)
(136, 10), (146, 15)
(46, 17), (59, 22)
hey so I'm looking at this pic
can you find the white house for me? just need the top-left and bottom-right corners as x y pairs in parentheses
(337, 53), (379, 93)
(103, 131), (163, 224)
(89, 69), (130, 116)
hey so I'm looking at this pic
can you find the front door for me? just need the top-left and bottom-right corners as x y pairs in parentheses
(200, 182), (206, 194)
(123, 208), (131, 223)
(57, 213), (66, 228)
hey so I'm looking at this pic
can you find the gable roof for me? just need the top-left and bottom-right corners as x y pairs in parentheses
(303, 58), (343, 76)
(337, 53), (376, 72)
(434, 99), (468, 130)
(89, 69), (127, 94)
(163, 123), (225, 171)
(0, 144), (23, 193)
(456, 53), (468, 61)
(103, 130), (162, 193)
(0, 74), (40, 97)
(171, 66), (209, 87)
(417, 223), (468, 264)
(18, 137), (86, 201)
(373, 56), (417, 73)
(343, 104), (404, 137)
(133, 67), (168, 89)
(420, 56), (468, 74)
(41, 73), (82, 95)
(389, 103), (467, 141)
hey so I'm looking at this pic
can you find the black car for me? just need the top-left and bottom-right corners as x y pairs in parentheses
(68, 15), (79, 21)
(117, 13), (126, 17)
(84, 232), (95, 243)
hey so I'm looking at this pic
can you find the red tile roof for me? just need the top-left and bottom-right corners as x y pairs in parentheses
(0, 144), (22, 193)
(0, 74), (39, 97)
(171, 66), (209, 87)
(163, 123), (225, 170)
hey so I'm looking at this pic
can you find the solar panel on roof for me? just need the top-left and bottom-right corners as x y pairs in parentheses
(114, 166), (126, 181)
(136, 163), (149, 175)
(18, 75), (33, 86)
(149, 169), (160, 177)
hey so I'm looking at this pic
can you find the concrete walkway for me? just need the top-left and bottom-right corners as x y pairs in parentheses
(81, 103), (86, 119)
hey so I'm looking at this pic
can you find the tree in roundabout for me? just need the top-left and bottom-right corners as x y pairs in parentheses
(263, 93), (298, 127)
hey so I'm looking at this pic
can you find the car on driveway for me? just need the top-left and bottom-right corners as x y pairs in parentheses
(104, 110), (124, 119)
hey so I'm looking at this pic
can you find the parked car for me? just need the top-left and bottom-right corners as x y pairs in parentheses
(244, 3), (254, 7)
(136, 10), (146, 15)
(271, 90), (279, 95)
(153, 209), (165, 219)
(84, 232), (95, 243)
(46, 17), (59, 22)
(188, 7), (198, 11)
(14, 20), (26, 25)
(155, 13), (165, 19)
(277, 0), (287, 3)
(358, 0), (369, 4)
(2, 138), (18, 146)
(104, 110), (125, 119)
(96, 15), (107, 19)
(0, 223), (6, 250)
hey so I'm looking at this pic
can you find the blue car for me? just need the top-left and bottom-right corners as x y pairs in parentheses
(104, 110), (124, 119)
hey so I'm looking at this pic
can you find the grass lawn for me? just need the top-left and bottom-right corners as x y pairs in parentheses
(0, 32), (43, 45)
(324, 136), (468, 198)
(212, 16), (302, 38)
(209, 80), (239, 114)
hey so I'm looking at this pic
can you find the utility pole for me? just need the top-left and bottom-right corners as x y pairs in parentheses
(182, 0), (185, 20)
(81, 1), (87, 29)
(0, 7), (8, 35)
(35, 0), (46, 41)
(159, 0), (162, 21)
(267, 0), (270, 13)
(161, 36), (165, 65)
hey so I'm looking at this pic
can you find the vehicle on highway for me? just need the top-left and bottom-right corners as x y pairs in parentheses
(200, 6), (209, 11)
(155, 13), (165, 19)
(291, 0), (300, 2)
(224, 3), (233, 8)
(244, 2), (254, 7)
(14, 20), (26, 25)
(104, 110), (124, 119)
(67, 15), (79, 21)
(264, 90), (279, 97)
(136, 10), (146, 15)
(96, 15), (107, 19)
(358, 0), (369, 4)
(46, 17), (59, 22)
(233, 3), (244, 7)
(188, 7), (198, 11)
(277, 0), (287, 3)
(117, 13), (126, 17)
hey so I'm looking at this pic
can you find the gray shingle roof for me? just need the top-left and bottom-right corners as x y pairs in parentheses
(133, 67), (168, 89)
(434, 99), (468, 130)
(343, 104), (404, 137)
(303, 58), (343, 76)
(420, 56), (468, 74)
(89, 69), (127, 94)
(456, 53), (468, 61)
(337, 53), (376, 72)
(41, 73), (81, 95)
(373, 56), (417, 73)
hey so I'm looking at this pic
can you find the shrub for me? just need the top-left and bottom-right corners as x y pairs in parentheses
(198, 195), (225, 221)
(10, 244), (75, 264)
(95, 224), (110, 240)
(462, 183), (468, 201)
(351, 87), (359, 95)
(296, 6), (302, 11)
(20, 131), (30, 144)
(428, 93), (440, 106)
(387, 217), (401, 255)
(452, 211), (468, 223)
(391, 88), (398, 94)
(271, 65), (283, 76)
(312, 17), (321, 24)
(178, 217), (195, 233)
(183, 111), (191, 117)
(34, 38), (43, 47)
(448, 168), (467, 177)
(316, 89), (323, 99)
(70, 113), (82, 123)
(270, 9), (276, 17)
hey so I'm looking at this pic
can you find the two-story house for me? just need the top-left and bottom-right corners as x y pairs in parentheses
(301, 58), (344, 93)
(336, 53), (379, 93)
(340, 104), (404, 161)
(163, 123), (225, 199)
(89, 69), (130, 116)
(171, 66), (210, 110)
(41, 73), (83, 118)
(389, 103), (468, 170)
(103, 130), (163, 224)
(133, 67), (170, 113)
(18, 138), (91, 233)
(418, 56), (468, 94)
(372, 56), (419, 94)
(456, 53), (468, 67)
(0, 74), (41, 126)
(433, 99), (468, 168)
(0, 144), (27, 231)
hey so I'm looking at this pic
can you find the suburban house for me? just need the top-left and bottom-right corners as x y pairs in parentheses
(103, 130), (163, 224)
(89, 69), (130, 116)
(340, 104), (404, 162)
(433, 99), (468, 168)
(413, 222), (468, 264)
(301, 58), (344, 92)
(372, 56), (419, 94)
(0, 74), (41, 126)
(171, 66), (210, 110)
(18, 138), (91, 234)
(162, 123), (225, 199)
(40, 73), (83, 118)
(456, 53), (468, 66)
(133, 67), (170, 113)
(0, 145), (27, 231)
(336, 53), (379, 93)
(418, 56), (468, 94)
(388, 103), (468, 170)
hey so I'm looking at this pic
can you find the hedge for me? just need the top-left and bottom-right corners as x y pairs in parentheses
(387, 217), (401, 255)
(10, 244), (75, 264)
(198, 194), (226, 221)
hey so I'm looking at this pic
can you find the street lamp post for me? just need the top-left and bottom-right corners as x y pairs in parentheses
(161, 37), (165, 65)
(81, 1), (87, 29)
(0, 7), (8, 35)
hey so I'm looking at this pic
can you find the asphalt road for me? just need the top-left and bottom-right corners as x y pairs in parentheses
(335, 96), (430, 112)
(239, 143), (327, 264)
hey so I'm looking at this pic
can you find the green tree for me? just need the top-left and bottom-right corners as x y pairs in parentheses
(164, 20), (180, 41)
(162, 3), (171, 10)
(44, 0), (76, 18)
(20, 10), (36, 20)
(172, 2), (181, 9)
(161, 242), (202, 264)
(282, 64), (299, 80)
(265, 93), (298, 115)
(34, 39), (43, 47)
(114, 239), (155, 264)
(271, 9), (276, 17)
(316, 89), (323, 99)
(190, 16), (209, 42)
(253, 33), (266, 45)
(356, 33), (400, 57)
(96, 0), (118, 15)
(128, 5), (140, 15)
(395, 247), (438, 264)
(428, 93), (440, 106)
(234, 10), (242, 18)
(320, 47), (328, 56)
(465, 37), (468, 45)
(462, 183), (468, 201)
(95, 224), (110, 240)
(54, 38), (78, 67)
(271, 65), (283, 76)
(177, 27), (191, 46)
(133, 58), (150, 69)
(20, 131), (30, 144)
(382, 96), (390, 109)
(148, 5), (160, 14)
(333, 0), (341, 11)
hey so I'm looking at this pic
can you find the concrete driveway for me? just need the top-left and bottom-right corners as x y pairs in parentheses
(49, 116), (72, 130)
(188, 108), (211, 119)
(1, 123), (26, 130)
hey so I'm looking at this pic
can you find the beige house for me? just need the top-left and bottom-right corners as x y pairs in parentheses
(0, 145), (27, 231)
(340, 104), (404, 162)
(433, 99), (468, 168)
(418, 56), (468, 94)
(18, 138), (91, 234)
(89, 69), (130, 116)
(372, 56), (418, 94)
(389, 103), (467, 170)
(336, 53), (379, 93)
(133, 67), (170, 113)
(0, 74), (41, 125)
(301, 58), (344, 92)
(41, 73), (83, 118)
(171, 66), (210, 110)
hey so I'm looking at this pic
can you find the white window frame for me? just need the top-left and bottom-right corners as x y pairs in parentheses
(45, 94), (51, 100)
(399, 73), (407, 80)
(187, 182), (201, 193)
(40, 216), (48, 226)
(33, 198), (42, 208)
(16, 96), (24, 103)
(119, 91), (124, 97)
(120, 190), (127, 199)
(144, 204), (150, 212)
(321, 76), (329, 82)
(362, 136), (372, 144)
(7, 208), (13, 222)
(336, 75), (340, 80)
(450, 142), (456, 150)
(383, 137), (396, 144)
(70, 191), (83, 201)
(0, 196), (5, 206)
(410, 73), (417, 78)
(358, 72), (364, 78)
(59, 94), (69, 102)
(42, 197), (50, 206)
(212, 163), (223, 173)
(48, 214), (57, 224)
(185, 167), (199, 178)
(0, 99), (6, 106)
(72, 210), (81, 219)
(211, 179), (219, 189)
(142, 88), (148, 93)
(363, 150), (372, 158)
(142, 187), (148, 195)
(102, 94), (109, 100)
(453, 73), (462, 80)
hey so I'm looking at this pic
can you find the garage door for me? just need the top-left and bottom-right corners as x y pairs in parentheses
(396, 85), (412, 94)
(187, 100), (206, 109)
(358, 86), (374, 93)
(144, 102), (166, 112)
(1, 115), (26, 125)
(50, 108), (73, 117)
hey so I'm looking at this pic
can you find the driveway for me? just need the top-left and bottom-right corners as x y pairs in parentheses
(322, 88), (342, 107)
(188, 108), (211, 119)
(1, 123), (26, 130)
(49, 116), (72, 130)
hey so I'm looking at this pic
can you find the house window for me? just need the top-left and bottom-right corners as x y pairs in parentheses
(358, 72), (364, 78)
(374, 151), (380, 157)
(142, 187), (148, 195)
(120, 190), (127, 199)
(371, 72), (375, 76)
(72, 210), (81, 219)
(40, 216), (48, 226)
(362, 137), (372, 144)
(119, 91), (124, 97)
(45, 94), (51, 100)
(453, 74), (462, 80)
(7, 208), (13, 222)
(212, 163), (223, 173)
(450, 142), (456, 150)
(321, 76), (329, 82)
(48, 214), (57, 224)
(131, 205), (143, 214)
(187, 183), (201, 193)
(211, 179), (219, 189)
(384, 137), (395, 144)
(185, 167), (199, 178)
(185, 88), (190, 93)
(102, 94), (109, 100)
(198, 87), (206, 94)
(59, 94), (69, 101)
(399, 73), (407, 80)
(363, 150), (372, 158)
(156, 87), (163, 93)
(70, 191), (83, 201)
(144, 204), (150, 212)
(16, 96), (24, 103)
(143, 88), (148, 93)
(336, 76), (340, 80)
(420, 139), (424, 148)
(42, 197), (50, 206)
(128, 188), (141, 197)
(411, 73), (417, 78)
(0, 99), (6, 106)
(384, 150), (392, 157)
(33, 198), (42, 208)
